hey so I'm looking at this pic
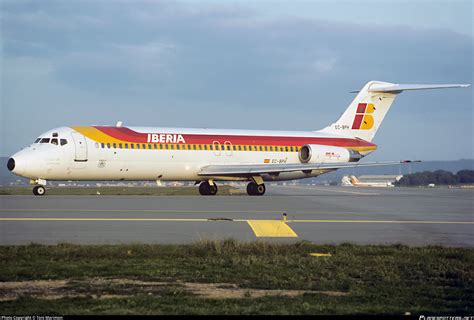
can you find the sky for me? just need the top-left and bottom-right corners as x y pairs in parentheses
(0, 0), (472, 161)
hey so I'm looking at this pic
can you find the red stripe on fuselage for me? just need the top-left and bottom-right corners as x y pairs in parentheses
(94, 126), (376, 148)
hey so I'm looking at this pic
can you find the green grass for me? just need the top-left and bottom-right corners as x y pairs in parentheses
(0, 185), (244, 196)
(0, 241), (473, 315)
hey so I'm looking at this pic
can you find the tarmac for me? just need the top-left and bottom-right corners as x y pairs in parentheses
(0, 185), (473, 246)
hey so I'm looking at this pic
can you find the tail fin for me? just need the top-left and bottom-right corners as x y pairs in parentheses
(321, 81), (470, 142)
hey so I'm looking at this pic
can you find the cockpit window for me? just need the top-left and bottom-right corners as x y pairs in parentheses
(60, 139), (68, 146)
(40, 138), (50, 143)
(34, 138), (41, 143)
(51, 138), (59, 145)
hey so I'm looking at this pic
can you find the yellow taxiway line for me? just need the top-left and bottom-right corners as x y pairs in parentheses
(0, 217), (471, 224)
(288, 219), (474, 225)
(1, 218), (472, 239)
(0, 218), (210, 222)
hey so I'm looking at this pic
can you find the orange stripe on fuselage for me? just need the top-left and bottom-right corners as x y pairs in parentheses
(71, 126), (124, 144)
(70, 126), (377, 153)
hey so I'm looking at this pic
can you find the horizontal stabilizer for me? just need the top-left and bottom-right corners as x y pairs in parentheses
(368, 83), (470, 93)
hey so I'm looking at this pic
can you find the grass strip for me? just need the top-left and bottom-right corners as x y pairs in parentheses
(0, 240), (472, 315)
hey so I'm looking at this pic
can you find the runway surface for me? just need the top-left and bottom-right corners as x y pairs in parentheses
(0, 185), (473, 246)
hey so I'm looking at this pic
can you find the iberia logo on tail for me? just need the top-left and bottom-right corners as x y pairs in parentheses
(352, 103), (375, 130)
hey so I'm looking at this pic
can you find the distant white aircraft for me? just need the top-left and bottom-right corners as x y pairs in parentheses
(7, 81), (469, 196)
(342, 175), (395, 188)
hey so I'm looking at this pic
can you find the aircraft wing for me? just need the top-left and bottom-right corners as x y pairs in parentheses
(198, 160), (419, 177)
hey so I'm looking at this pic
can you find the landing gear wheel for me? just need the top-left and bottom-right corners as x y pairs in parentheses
(247, 182), (265, 196)
(199, 181), (218, 196)
(33, 185), (46, 196)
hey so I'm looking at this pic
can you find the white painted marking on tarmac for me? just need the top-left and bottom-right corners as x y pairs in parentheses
(280, 185), (380, 196)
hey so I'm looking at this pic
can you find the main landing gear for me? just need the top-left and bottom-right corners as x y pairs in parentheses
(197, 179), (266, 196)
(246, 182), (266, 196)
(33, 185), (46, 196)
(199, 181), (218, 196)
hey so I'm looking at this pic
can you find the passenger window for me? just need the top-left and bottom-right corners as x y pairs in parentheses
(165, 144), (168, 149)
(148, 144), (152, 149)
(264, 146), (267, 151)
(159, 144), (163, 149)
(171, 145), (175, 150)
(95, 142), (99, 148)
(285, 146), (289, 152)
(131, 144), (134, 149)
(209, 145), (213, 150)
(51, 138), (58, 145)
(40, 138), (50, 143)
(101, 143), (105, 148)
(259, 146), (263, 151)
(107, 143), (111, 148)
(125, 143), (128, 149)
(142, 144), (146, 149)
(204, 145), (208, 150)
(113, 143), (117, 148)
(136, 144), (140, 149)
(193, 145), (197, 150)
(154, 144), (157, 149)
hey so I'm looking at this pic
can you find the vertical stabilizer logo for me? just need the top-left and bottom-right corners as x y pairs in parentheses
(352, 103), (375, 130)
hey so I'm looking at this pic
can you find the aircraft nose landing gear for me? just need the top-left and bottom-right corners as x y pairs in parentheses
(199, 181), (218, 195)
(33, 185), (46, 196)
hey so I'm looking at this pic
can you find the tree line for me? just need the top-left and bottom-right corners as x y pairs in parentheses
(395, 170), (474, 186)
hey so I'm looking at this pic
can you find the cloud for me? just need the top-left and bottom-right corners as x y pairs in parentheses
(1, 1), (472, 160)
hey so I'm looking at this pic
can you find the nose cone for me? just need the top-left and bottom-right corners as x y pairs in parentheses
(7, 158), (15, 171)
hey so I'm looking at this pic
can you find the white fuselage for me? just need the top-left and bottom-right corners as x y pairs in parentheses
(9, 126), (376, 183)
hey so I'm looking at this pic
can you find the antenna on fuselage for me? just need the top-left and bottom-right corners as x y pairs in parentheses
(116, 121), (123, 127)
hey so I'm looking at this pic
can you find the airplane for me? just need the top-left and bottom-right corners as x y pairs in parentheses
(341, 175), (396, 187)
(7, 80), (470, 196)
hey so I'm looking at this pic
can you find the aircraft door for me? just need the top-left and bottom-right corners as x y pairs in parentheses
(224, 141), (233, 156)
(71, 132), (88, 161)
(212, 141), (221, 156)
